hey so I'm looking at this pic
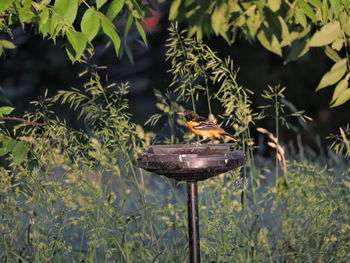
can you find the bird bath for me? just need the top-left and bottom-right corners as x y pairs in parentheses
(137, 144), (245, 263)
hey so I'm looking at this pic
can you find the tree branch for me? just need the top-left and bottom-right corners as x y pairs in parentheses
(0, 117), (48, 126)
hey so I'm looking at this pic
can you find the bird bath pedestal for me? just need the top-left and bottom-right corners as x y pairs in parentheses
(137, 144), (245, 263)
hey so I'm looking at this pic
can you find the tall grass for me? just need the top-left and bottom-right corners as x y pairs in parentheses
(0, 25), (349, 262)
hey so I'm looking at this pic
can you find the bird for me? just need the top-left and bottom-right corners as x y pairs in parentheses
(177, 110), (240, 144)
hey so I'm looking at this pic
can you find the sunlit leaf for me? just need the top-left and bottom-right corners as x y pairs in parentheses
(96, 0), (108, 9)
(331, 88), (350, 107)
(331, 38), (343, 51)
(100, 13), (121, 55)
(106, 0), (125, 21)
(54, 0), (78, 24)
(66, 31), (87, 60)
(321, 0), (329, 23)
(342, 17), (350, 37)
(0, 106), (14, 116)
(308, 0), (322, 8)
(297, 0), (316, 21)
(211, 2), (228, 35)
(268, 0), (281, 12)
(81, 8), (100, 41)
(0, 0), (14, 13)
(19, 7), (34, 23)
(169, 0), (181, 20)
(331, 74), (350, 104)
(295, 8), (307, 28)
(309, 21), (341, 47)
(323, 46), (341, 62)
(330, 0), (341, 19)
(316, 58), (347, 91)
(0, 40), (16, 49)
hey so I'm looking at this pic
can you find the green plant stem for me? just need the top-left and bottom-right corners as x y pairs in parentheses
(275, 93), (279, 189)
(204, 75), (212, 115)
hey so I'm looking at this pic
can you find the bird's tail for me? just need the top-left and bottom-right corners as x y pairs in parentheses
(221, 132), (240, 142)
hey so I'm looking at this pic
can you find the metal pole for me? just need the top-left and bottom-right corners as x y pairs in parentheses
(187, 181), (200, 263)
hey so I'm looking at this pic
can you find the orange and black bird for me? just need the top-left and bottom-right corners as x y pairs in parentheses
(177, 110), (240, 144)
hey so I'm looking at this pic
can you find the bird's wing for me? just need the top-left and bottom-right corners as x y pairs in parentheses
(192, 121), (224, 131)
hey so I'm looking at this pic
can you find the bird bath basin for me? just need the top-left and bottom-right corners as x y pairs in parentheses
(137, 144), (245, 263)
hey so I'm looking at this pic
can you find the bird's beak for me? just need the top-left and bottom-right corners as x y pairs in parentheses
(177, 112), (186, 116)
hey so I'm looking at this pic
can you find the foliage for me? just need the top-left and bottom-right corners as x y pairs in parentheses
(0, 25), (350, 262)
(169, 0), (350, 106)
(0, 106), (30, 165)
(0, 0), (148, 62)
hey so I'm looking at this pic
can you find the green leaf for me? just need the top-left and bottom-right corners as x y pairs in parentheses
(39, 7), (49, 27)
(19, 8), (34, 23)
(39, 8), (50, 37)
(211, 2), (228, 35)
(343, 17), (350, 37)
(331, 74), (350, 104)
(169, 0), (181, 20)
(323, 46), (341, 62)
(308, 0), (322, 8)
(331, 38), (343, 51)
(54, 0), (78, 24)
(316, 58), (347, 91)
(257, 26), (282, 56)
(0, 40), (16, 49)
(66, 31), (87, 61)
(268, 0), (281, 12)
(0, 0), (14, 13)
(12, 141), (29, 165)
(106, 0), (125, 21)
(96, 0), (108, 9)
(321, 0), (329, 23)
(295, 8), (307, 28)
(297, 0), (316, 21)
(124, 14), (133, 38)
(309, 21), (341, 47)
(330, 0), (341, 19)
(135, 20), (147, 46)
(331, 88), (350, 107)
(81, 8), (100, 41)
(0, 106), (14, 117)
(0, 138), (16, 156)
(100, 13), (121, 55)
